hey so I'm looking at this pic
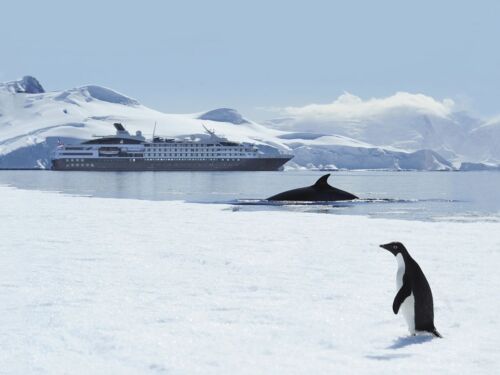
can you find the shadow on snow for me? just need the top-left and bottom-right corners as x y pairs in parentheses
(386, 334), (435, 349)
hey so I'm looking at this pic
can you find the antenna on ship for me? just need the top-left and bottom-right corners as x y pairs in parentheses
(202, 124), (215, 136)
(152, 121), (157, 141)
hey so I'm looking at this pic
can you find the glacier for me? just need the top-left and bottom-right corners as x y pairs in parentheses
(0, 76), (496, 170)
(266, 92), (500, 168)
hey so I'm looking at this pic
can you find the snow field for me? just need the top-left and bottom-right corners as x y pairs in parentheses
(0, 186), (499, 374)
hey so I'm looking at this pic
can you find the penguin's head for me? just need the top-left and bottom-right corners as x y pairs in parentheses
(380, 241), (407, 256)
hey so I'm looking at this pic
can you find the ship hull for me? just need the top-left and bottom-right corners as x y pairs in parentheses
(51, 157), (291, 171)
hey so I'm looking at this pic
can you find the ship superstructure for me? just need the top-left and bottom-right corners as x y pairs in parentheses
(52, 123), (293, 171)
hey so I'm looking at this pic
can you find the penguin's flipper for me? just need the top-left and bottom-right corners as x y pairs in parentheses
(392, 283), (411, 314)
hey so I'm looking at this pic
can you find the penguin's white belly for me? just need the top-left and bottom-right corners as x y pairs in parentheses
(400, 293), (415, 334)
(396, 254), (405, 289)
(396, 254), (415, 334)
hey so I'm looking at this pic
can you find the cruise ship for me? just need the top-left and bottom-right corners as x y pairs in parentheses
(51, 123), (293, 171)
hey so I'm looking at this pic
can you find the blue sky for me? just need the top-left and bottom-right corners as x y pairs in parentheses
(2, 0), (499, 119)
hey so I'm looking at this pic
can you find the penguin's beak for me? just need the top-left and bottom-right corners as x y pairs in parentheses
(380, 243), (391, 251)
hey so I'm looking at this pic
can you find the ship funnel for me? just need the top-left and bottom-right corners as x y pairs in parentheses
(114, 123), (126, 132)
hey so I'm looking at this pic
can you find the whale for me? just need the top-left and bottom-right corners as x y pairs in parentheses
(267, 174), (358, 201)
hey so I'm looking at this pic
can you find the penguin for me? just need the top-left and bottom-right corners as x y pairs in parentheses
(380, 241), (442, 338)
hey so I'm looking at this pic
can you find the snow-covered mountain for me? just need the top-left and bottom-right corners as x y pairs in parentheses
(0, 75), (45, 94)
(266, 92), (500, 168)
(0, 76), (486, 170)
(0, 77), (289, 169)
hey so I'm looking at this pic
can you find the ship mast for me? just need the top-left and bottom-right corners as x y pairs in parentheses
(152, 121), (157, 141)
(202, 124), (215, 136)
(202, 124), (225, 142)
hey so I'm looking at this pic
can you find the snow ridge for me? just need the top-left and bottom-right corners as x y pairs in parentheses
(198, 108), (249, 124)
(0, 76), (45, 94)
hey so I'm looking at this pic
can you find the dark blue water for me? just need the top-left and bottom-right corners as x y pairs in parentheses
(1, 170), (499, 221)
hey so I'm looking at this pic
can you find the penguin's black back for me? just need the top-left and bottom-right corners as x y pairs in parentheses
(404, 255), (436, 332)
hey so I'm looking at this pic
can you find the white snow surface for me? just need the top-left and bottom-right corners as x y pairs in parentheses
(1, 186), (499, 374)
(0, 77), (457, 170)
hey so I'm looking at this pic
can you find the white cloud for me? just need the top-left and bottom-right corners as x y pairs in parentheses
(264, 92), (471, 158)
(278, 92), (456, 120)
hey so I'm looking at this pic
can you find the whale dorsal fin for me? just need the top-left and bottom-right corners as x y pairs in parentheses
(313, 174), (331, 187)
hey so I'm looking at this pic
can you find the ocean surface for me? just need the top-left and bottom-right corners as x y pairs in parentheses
(1, 170), (499, 221)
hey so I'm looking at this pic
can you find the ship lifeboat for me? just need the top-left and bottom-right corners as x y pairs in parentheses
(98, 147), (120, 156)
